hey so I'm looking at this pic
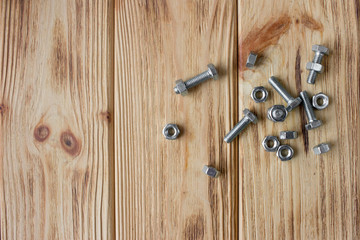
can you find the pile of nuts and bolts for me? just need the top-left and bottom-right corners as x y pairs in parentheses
(163, 44), (332, 177)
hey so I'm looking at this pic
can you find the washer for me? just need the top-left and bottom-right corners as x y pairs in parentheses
(251, 86), (268, 103)
(312, 92), (329, 110)
(276, 145), (294, 161)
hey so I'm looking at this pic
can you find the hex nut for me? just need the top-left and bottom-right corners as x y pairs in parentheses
(306, 62), (324, 73)
(279, 131), (298, 140)
(246, 52), (258, 68)
(262, 136), (280, 152)
(313, 143), (330, 155)
(276, 145), (294, 161)
(202, 165), (220, 178)
(312, 92), (329, 110)
(312, 45), (329, 55)
(251, 86), (268, 103)
(267, 105), (288, 122)
(162, 123), (180, 140)
(173, 79), (188, 96)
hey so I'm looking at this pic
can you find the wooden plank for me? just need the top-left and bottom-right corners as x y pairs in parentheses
(238, 0), (360, 239)
(0, 0), (114, 239)
(115, 0), (238, 239)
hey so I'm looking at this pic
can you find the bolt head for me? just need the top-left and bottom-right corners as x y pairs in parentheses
(174, 79), (188, 96)
(243, 108), (258, 123)
(207, 64), (218, 80)
(313, 143), (330, 155)
(285, 97), (302, 112)
(202, 165), (220, 178)
(305, 119), (322, 130)
(267, 105), (288, 122)
(306, 62), (324, 73)
(312, 45), (329, 55)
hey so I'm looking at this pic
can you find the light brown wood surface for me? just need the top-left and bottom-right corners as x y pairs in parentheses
(0, 0), (114, 239)
(1, 0), (360, 239)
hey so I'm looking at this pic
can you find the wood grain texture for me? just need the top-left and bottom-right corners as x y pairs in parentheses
(238, 0), (360, 239)
(0, 0), (114, 239)
(115, 0), (238, 239)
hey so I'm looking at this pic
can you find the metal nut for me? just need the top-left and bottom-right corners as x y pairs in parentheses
(267, 105), (288, 122)
(174, 80), (188, 96)
(276, 145), (294, 161)
(279, 131), (298, 140)
(162, 123), (180, 140)
(262, 136), (280, 152)
(306, 62), (324, 73)
(251, 86), (268, 103)
(312, 92), (329, 110)
(202, 165), (220, 178)
(246, 52), (257, 68)
(313, 143), (330, 155)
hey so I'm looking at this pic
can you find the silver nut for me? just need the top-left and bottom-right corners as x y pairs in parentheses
(285, 97), (302, 112)
(173, 79), (188, 96)
(202, 165), (220, 178)
(267, 105), (288, 122)
(162, 123), (180, 140)
(279, 131), (298, 140)
(262, 136), (280, 152)
(243, 108), (258, 123)
(276, 145), (294, 161)
(251, 86), (268, 103)
(312, 92), (329, 110)
(313, 143), (330, 155)
(246, 52), (257, 68)
(306, 62), (324, 73)
(312, 45), (329, 55)
(207, 64), (219, 80)
(305, 120), (322, 130)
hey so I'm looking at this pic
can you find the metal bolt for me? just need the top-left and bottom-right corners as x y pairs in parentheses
(268, 76), (302, 112)
(300, 91), (322, 130)
(174, 64), (218, 96)
(224, 108), (257, 143)
(306, 45), (329, 84)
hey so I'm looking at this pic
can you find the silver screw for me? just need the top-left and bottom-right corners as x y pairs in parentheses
(224, 108), (257, 143)
(300, 91), (322, 130)
(306, 45), (329, 84)
(174, 64), (218, 96)
(268, 76), (302, 112)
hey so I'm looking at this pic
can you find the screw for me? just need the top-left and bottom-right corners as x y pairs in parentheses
(174, 64), (218, 96)
(300, 91), (322, 130)
(268, 76), (302, 112)
(306, 45), (329, 84)
(224, 108), (257, 143)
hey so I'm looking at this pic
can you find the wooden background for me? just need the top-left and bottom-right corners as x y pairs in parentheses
(1, 0), (359, 239)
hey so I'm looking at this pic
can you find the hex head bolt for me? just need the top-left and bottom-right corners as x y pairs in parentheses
(300, 91), (322, 130)
(306, 45), (329, 84)
(224, 109), (257, 143)
(174, 64), (218, 96)
(268, 76), (302, 112)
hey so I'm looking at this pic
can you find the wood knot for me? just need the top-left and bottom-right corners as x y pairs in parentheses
(0, 104), (8, 117)
(60, 131), (81, 156)
(100, 111), (111, 123)
(34, 125), (50, 142)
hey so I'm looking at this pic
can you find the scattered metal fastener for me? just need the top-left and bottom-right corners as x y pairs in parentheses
(246, 52), (258, 68)
(202, 165), (220, 178)
(306, 45), (329, 84)
(251, 86), (268, 103)
(267, 105), (288, 122)
(268, 76), (302, 112)
(224, 108), (258, 143)
(312, 92), (329, 110)
(276, 145), (294, 161)
(262, 136), (280, 152)
(162, 123), (180, 140)
(313, 143), (331, 155)
(300, 91), (322, 130)
(279, 131), (298, 140)
(174, 64), (218, 96)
